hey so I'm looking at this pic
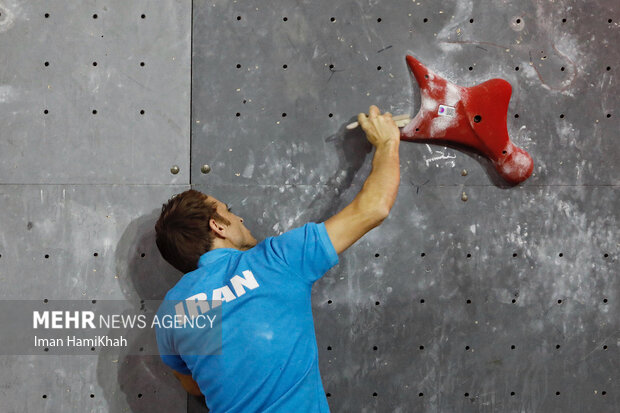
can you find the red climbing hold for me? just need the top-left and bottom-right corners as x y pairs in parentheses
(400, 55), (534, 185)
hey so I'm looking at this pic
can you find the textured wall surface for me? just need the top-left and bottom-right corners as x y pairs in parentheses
(0, 0), (617, 412)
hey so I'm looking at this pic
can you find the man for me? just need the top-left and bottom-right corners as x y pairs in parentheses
(154, 105), (400, 412)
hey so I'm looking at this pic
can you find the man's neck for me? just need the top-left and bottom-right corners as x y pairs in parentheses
(210, 238), (240, 251)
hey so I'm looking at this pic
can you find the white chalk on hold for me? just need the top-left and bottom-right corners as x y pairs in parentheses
(346, 114), (411, 130)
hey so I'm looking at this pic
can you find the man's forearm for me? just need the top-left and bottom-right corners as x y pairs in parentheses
(356, 140), (401, 217)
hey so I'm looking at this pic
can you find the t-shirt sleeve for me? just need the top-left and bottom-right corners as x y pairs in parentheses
(155, 317), (192, 375)
(266, 222), (339, 284)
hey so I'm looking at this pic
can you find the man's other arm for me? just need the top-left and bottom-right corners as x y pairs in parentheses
(172, 369), (203, 397)
(325, 105), (400, 254)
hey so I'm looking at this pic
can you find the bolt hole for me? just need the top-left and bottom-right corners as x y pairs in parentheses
(420, 252), (425, 257)
(330, 17), (335, 22)
(466, 299), (471, 304)
(515, 66), (519, 71)
(561, 66), (565, 71)
(375, 253), (380, 257)
(468, 66), (473, 71)
(236, 16), (241, 21)
(560, 114), (565, 118)
(514, 114), (519, 118)
(420, 299), (425, 303)
(502, 150), (507, 154)
(423, 18), (428, 23)
(375, 301), (380, 306)
(516, 18), (521, 24)
(469, 18), (474, 23)
(377, 18), (382, 23)
(283, 17), (287, 21)
(474, 115), (482, 123)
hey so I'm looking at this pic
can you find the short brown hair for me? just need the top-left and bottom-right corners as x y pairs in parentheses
(154, 189), (231, 274)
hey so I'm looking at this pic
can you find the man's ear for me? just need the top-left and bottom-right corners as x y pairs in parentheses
(209, 218), (226, 238)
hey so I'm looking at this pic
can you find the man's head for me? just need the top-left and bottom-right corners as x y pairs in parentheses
(154, 189), (257, 274)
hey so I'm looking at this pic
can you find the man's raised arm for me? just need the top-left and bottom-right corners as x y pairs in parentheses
(325, 105), (401, 255)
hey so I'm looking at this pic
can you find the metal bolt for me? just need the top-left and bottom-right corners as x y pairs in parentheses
(461, 191), (468, 202)
(201, 164), (211, 174)
(461, 169), (468, 176)
(170, 165), (180, 175)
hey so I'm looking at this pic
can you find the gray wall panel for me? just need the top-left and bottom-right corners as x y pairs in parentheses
(0, 185), (191, 412)
(191, 0), (618, 412)
(0, 1), (190, 184)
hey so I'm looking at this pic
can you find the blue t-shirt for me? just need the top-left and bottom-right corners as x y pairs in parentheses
(156, 222), (339, 412)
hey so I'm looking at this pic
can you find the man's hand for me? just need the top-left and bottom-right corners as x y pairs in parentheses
(357, 105), (401, 148)
(324, 105), (401, 255)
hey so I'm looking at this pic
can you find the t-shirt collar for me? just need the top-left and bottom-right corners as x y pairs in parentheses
(197, 248), (239, 267)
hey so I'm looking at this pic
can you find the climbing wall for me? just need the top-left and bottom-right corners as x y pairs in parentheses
(190, 0), (618, 412)
(0, 0), (617, 412)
